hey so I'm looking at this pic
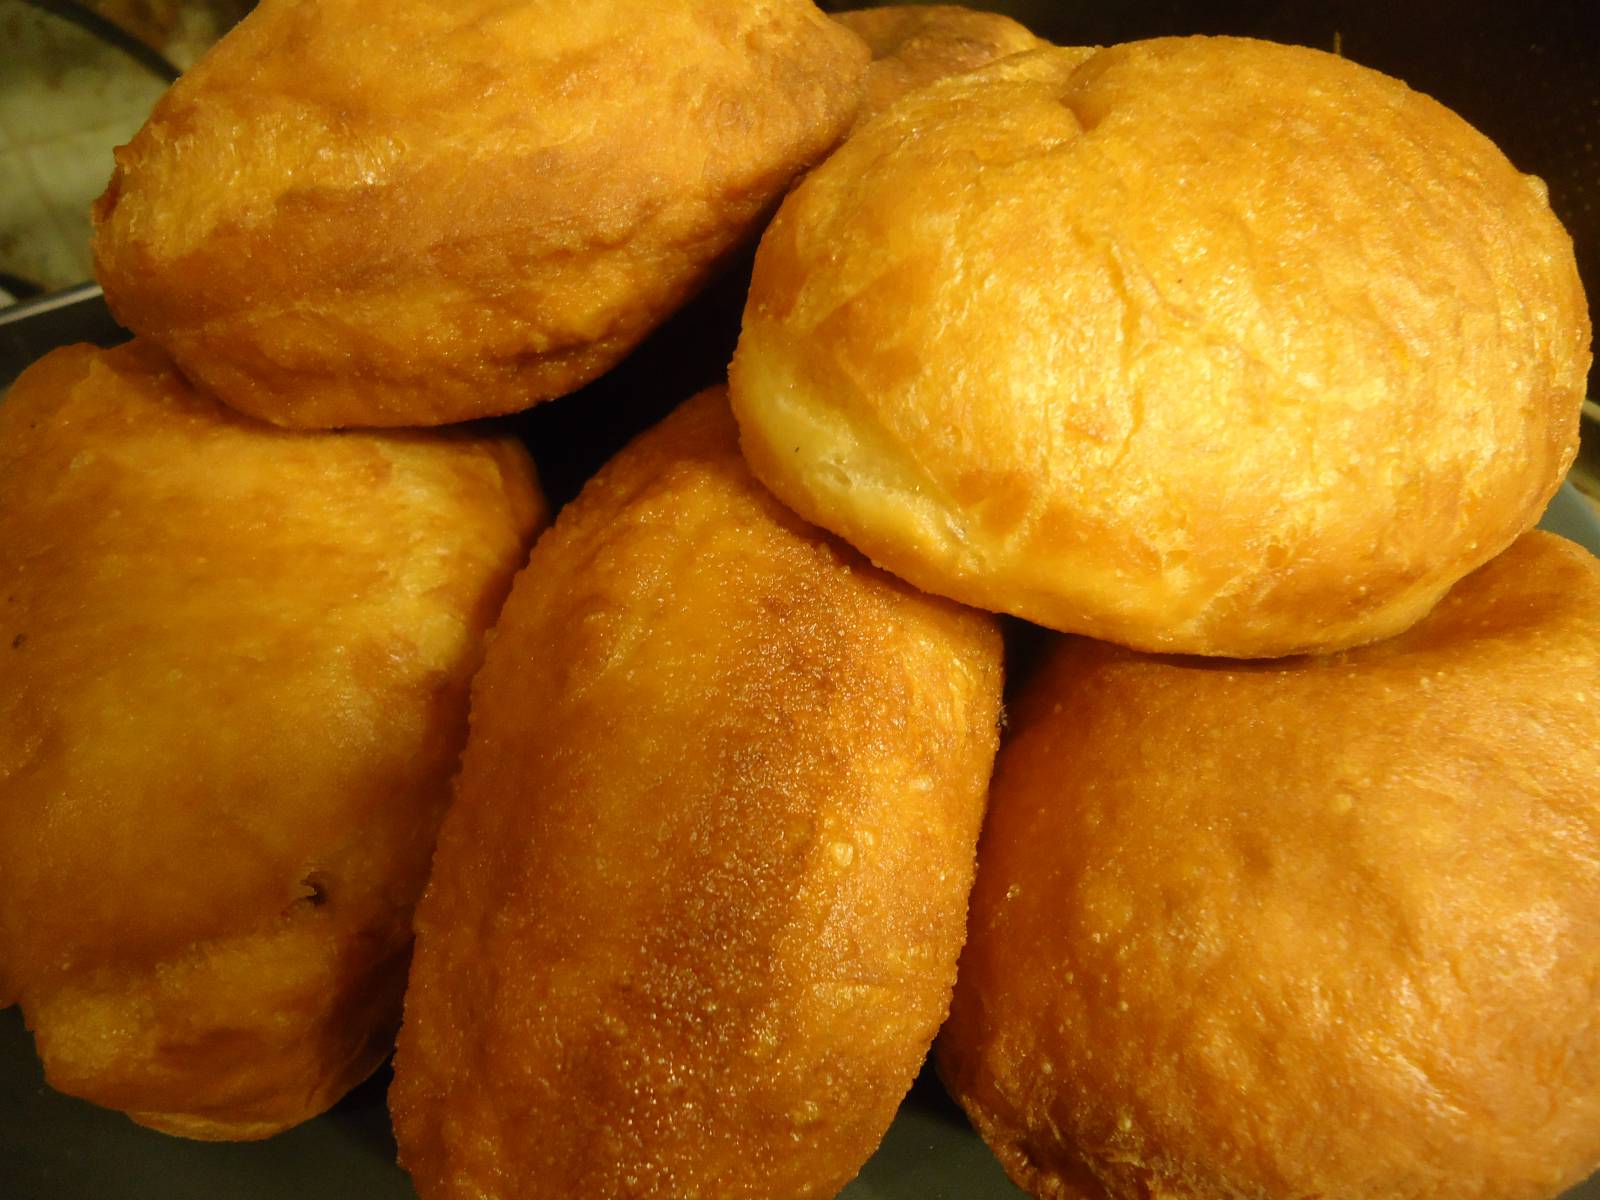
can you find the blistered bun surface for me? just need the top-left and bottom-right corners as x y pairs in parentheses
(92, 0), (867, 428)
(389, 388), (1002, 1200)
(0, 343), (545, 1138)
(939, 530), (1600, 1200)
(731, 37), (1590, 657)
(834, 4), (1049, 127)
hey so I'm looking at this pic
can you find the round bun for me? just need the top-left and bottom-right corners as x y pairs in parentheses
(730, 37), (1590, 657)
(834, 4), (1049, 128)
(0, 343), (544, 1138)
(390, 388), (1002, 1199)
(92, 0), (866, 428)
(938, 530), (1600, 1200)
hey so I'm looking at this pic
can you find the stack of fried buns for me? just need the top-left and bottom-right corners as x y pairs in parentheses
(0, 4), (1594, 1200)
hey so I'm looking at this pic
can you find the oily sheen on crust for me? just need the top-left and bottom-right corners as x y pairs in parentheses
(939, 531), (1600, 1200)
(730, 37), (1590, 657)
(92, 0), (868, 428)
(0, 343), (545, 1138)
(390, 388), (1002, 1200)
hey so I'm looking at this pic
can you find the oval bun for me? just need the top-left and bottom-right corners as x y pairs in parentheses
(940, 530), (1600, 1200)
(93, 0), (867, 428)
(391, 388), (1003, 1200)
(730, 37), (1590, 657)
(0, 342), (544, 1138)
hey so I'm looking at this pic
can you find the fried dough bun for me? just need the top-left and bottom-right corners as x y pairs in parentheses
(938, 530), (1600, 1200)
(834, 4), (1048, 127)
(389, 387), (1003, 1200)
(91, 0), (868, 429)
(730, 37), (1590, 658)
(0, 343), (545, 1139)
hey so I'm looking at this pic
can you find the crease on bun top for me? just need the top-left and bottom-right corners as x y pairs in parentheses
(730, 36), (1591, 659)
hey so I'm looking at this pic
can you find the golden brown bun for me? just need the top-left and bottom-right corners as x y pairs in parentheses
(389, 387), (1002, 1200)
(92, 0), (867, 429)
(730, 37), (1590, 657)
(834, 4), (1049, 127)
(938, 530), (1600, 1200)
(0, 343), (545, 1138)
